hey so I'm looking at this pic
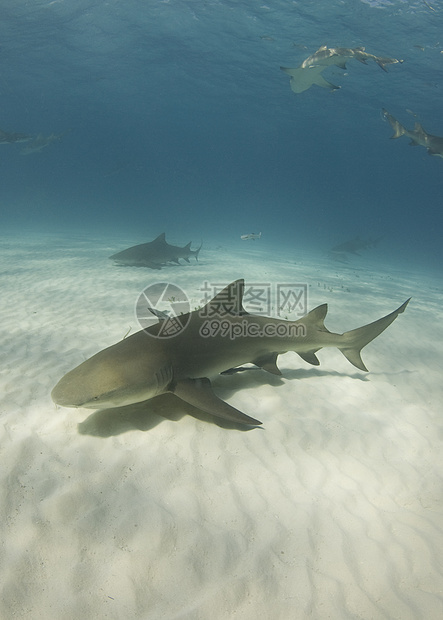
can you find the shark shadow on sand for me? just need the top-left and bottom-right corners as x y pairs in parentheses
(77, 367), (373, 436)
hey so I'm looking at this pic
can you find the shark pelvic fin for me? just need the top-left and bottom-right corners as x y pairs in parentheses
(252, 353), (282, 375)
(339, 298), (411, 372)
(297, 351), (321, 366)
(172, 377), (262, 426)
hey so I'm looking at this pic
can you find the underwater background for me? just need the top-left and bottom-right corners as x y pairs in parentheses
(1, 0), (442, 272)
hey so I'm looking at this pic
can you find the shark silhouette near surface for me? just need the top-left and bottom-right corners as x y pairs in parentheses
(109, 233), (202, 269)
(20, 132), (67, 155)
(382, 109), (443, 158)
(52, 279), (410, 427)
(0, 128), (32, 145)
(281, 45), (403, 93)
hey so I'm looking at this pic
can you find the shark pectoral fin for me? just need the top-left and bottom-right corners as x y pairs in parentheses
(172, 378), (262, 426)
(251, 353), (282, 376)
(315, 73), (340, 90)
(281, 66), (339, 93)
(297, 351), (320, 366)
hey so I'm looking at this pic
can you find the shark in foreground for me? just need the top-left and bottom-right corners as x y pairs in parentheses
(281, 45), (403, 93)
(52, 280), (410, 426)
(110, 233), (202, 269)
(382, 109), (443, 158)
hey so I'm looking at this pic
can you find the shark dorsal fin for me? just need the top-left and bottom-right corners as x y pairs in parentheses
(153, 233), (167, 244)
(204, 279), (247, 317)
(414, 122), (426, 134)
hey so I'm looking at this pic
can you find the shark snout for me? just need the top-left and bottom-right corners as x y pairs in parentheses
(51, 377), (85, 408)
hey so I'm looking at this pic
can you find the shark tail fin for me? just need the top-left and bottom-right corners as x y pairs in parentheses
(338, 299), (410, 371)
(194, 242), (202, 262)
(382, 109), (406, 139)
(390, 122), (406, 139)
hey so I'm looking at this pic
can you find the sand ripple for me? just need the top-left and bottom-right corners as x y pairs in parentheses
(0, 234), (442, 619)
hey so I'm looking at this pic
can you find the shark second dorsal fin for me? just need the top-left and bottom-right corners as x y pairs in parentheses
(203, 279), (247, 317)
(414, 122), (426, 134)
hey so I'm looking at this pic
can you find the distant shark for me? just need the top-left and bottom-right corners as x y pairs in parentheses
(329, 236), (384, 262)
(110, 233), (202, 269)
(0, 128), (32, 144)
(52, 279), (410, 426)
(20, 132), (67, 155)
(382, 109), (443, 158)
(281, 45), (403, 93)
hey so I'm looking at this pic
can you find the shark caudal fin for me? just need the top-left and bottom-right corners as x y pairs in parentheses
(382, 109), (407, 139)
(194, 242), (202, 261)
(339, 299), (410, 371)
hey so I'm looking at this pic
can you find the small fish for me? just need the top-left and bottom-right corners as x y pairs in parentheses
(240, 232), (262, 241)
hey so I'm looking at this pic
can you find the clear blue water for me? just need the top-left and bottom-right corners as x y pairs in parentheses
(1, 0), (442, 269)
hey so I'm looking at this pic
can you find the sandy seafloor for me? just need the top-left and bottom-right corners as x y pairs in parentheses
(0, 231), (442, 620)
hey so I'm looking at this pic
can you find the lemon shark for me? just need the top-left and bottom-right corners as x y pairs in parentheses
(328, 236), (384, 262)
(281, 45), (403, 93)
(52, 280), (410, 426)
(110, 233), (202, 269)
(20, 132), (67, 155)
(382, 109), (443, 158)
(0, 128), (32, 144)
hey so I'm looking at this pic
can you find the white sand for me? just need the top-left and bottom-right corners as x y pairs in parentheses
(0, 232), (442, 619)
